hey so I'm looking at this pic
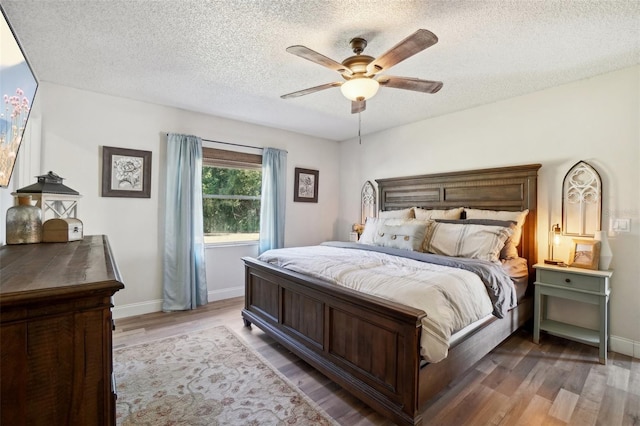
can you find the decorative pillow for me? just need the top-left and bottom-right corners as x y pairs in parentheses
(358, 217), (406, 245)
(373, 219), (430, 252)
(414, 207), (463, 221)
(425, 222), (514, 262)
(358, 217), (380, 245)
(463, 209), (529, 248)
(378, 208), (415, 220)
(435, 219), (518, 259)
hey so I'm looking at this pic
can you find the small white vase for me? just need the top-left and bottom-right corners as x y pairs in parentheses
(594, 230), (613, 270)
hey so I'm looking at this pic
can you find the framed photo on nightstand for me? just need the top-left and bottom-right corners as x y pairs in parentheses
(568, 239), (600, 270)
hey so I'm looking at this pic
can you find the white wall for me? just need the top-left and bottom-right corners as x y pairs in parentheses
(339, 66), (640, 357)
(0, 82), (339, 318)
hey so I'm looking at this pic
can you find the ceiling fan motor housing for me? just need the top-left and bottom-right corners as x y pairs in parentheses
(341, 55), (375, 79)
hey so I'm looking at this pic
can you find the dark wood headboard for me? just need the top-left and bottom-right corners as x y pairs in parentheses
(376, 164), (542, 275)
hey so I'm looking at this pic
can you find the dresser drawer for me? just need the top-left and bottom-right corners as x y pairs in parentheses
(538, 269), (604, 292)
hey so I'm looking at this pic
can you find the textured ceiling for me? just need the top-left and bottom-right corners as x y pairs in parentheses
(2, 0), (639, 141)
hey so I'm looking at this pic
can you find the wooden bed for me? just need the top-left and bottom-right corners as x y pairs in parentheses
(242, 164), (541, 426)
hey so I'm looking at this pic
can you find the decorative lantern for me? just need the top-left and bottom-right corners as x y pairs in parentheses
(14, 171), (82, 221)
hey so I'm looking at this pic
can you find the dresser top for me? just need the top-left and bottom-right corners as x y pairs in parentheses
(0, 235), (124, 305)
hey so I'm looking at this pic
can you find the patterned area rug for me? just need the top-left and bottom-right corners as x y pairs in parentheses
(114, 325), (337, 425)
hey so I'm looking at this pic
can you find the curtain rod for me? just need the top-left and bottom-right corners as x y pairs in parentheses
(204, 139), (288, 153)
(166, 133), (289, 152)
(202, 138), (264, 151)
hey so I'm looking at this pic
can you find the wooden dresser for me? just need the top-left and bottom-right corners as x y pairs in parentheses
(0, 235), (125, 425)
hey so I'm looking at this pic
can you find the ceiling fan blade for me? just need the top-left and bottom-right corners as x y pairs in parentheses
(286, 45), (353, 77)
(366, 29), (438, 76)
(378, 76), (443, 93)
(351, 100), (366, 114)
(281, 82), (342, 99)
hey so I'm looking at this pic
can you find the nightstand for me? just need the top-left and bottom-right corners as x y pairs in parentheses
(533, 263), (612, 364)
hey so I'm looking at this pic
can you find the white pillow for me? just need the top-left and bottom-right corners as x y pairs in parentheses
(464, 209), (529, 247)
(358, 217), (406, 245)
(425, 222), (514, 262)
(378, 208), (415, 220)
(358, 217), (380, 245)
(414, 207), (463, 221)
(435, 219), (519, 259)
(373, 219), (430, 252)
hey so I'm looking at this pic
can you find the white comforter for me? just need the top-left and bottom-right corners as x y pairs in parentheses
(258, 245), (495, 363)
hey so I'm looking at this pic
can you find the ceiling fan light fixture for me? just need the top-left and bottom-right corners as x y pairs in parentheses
(340, 77), (379, 101)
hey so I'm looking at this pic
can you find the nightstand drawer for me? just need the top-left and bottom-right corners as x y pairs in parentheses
(538, 269), (604, 292)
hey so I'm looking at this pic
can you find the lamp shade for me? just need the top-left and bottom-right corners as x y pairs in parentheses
(340, 77), (380, 101)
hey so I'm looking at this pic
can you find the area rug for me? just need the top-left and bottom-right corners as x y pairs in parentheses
(114, 325), (338, 425)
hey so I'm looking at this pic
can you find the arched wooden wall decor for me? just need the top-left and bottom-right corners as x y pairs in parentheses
(562, 161), (602, 237)
(361, 181), (376, 224)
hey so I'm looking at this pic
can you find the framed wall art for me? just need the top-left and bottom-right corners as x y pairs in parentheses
(568, 238), (600, 270)
(562, 161), (602, 237)
(293, 167), (318, 203)
(101, 146), (152, 198)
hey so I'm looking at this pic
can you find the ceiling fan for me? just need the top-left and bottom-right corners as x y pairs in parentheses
(281, 29), (443, 114)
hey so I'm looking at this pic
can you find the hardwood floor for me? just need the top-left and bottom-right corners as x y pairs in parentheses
(113, 298), (640, 425)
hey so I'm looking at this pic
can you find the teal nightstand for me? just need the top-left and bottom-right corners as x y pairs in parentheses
(533, 263), (612, 364)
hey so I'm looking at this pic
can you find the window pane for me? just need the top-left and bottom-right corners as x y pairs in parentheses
(202, 167), (261, 197)
(202, 165), (261, 244)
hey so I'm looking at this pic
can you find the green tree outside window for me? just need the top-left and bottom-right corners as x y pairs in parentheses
(202, 166), (261, 243)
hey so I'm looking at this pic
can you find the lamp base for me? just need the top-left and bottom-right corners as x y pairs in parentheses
(544, 259), (566, 266)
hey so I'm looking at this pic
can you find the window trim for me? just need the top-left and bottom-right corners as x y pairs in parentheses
(203, 194), (260, 201)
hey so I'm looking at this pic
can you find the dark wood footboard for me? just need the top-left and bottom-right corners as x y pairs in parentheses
(243, 256), (534, 425)
(242, 257), (427, 426)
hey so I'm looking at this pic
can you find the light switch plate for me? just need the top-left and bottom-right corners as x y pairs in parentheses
(611, 218), (631, 233)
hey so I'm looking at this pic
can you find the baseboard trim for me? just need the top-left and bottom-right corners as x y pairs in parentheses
(610, 335), (640, 358)
(208, 286), (244, 302)
(113, 287), (246, 319)
(112, 299), (163, 320)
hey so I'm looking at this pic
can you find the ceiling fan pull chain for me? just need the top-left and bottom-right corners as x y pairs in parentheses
(358, 112), (362, 145)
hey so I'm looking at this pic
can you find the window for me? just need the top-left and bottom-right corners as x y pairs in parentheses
(202, 147), (262, 244)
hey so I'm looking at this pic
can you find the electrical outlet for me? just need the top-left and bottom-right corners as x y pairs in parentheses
(611, 218), (631, 233)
